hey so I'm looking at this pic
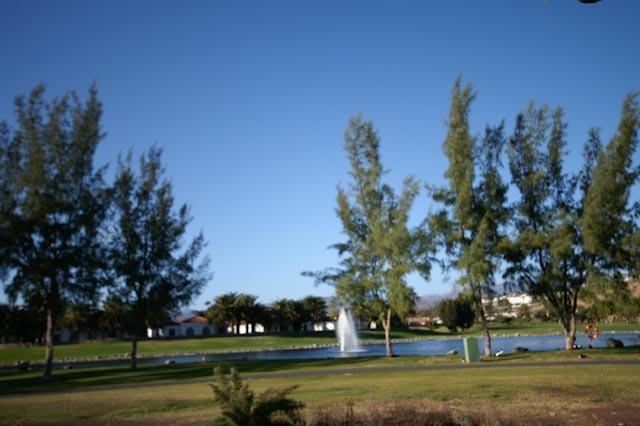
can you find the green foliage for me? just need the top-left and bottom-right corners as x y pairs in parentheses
(209, 366), (303, 426)
(581, 292), (640, 322)
(98, 296), (129, 338)
(303, 115), (431, 355)
(504, 93), (640, 348)
(0, 84), (109, 377)
(430, 77), (508, 354)
(234, 293), (260, 333)
(207, 292), (239, 331)
(58, 303), (102, 339)
(109, 147), (211, 366)
(432, 78), (508, 289)
(505, 101), (581, 343)
(0, 85), (214, 372)
(206, 293), (269, 334)
(299, 296), (327, 324)
(270, 298), (302, 333)
(582, 93), (640, 278)
(518, 304), (531, 321)
(0, 303), (44, 344)
(206, 295), (326, 335)
(437, 295), (475, 332)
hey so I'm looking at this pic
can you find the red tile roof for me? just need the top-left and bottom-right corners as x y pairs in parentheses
(178, 315), (208, 324)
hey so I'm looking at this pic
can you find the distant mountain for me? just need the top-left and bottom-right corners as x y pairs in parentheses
(416, 291), (458, 310)
(416, 283), (510, 311)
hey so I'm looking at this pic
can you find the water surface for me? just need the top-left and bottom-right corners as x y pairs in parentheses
(109, 332), (640, 368)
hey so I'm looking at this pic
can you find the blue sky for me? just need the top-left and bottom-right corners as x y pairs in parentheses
(1, 0), (639, 308)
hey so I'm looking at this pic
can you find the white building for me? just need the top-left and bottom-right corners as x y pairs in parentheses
(482, 293), (533, 307)
(147, 314), (217, 338)
(226, 323), (266, 334)
(503, 293), (533, 307)
(302, 320), (335, 332)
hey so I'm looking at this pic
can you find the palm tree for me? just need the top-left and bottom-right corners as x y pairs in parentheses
(59, 304), (92, 341)
(207, 292), (239, 334)
(251, 303), (269, 334)
(235, 293), (258, 334)
(300, 296), (327, 325)
(98, 296), (128, 338)
(270, 299), (300, 333)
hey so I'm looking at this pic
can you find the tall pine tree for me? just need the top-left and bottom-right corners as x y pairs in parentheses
(109, 147), (211, 369)
(505, 93), (639, 350)
(505, 102), (580, 350)
(0, 85), (108, 379)
(430, 78), (508, 356)
(304, 116), (431, 357)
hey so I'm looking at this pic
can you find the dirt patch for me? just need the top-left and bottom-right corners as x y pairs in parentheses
(573, 403), (639, 425)
(6, 421), (208, 426)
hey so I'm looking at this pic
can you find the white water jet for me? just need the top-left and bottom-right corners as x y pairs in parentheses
(336, 307), (361, 352)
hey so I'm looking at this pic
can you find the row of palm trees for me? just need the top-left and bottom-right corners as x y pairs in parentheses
(0, 293), (330, 344)
(205, 293), (328, 334)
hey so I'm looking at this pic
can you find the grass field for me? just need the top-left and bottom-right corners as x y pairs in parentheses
(0, 347), (639, 424)
(1, 346), (639, 395)
(1, 321), (638, 365)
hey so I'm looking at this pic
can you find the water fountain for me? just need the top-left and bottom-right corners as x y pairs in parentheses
(336, 307), (361, 352)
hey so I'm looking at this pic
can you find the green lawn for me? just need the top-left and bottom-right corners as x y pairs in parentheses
(1, 349), (639, 424)
(1, 321), (638, 365)
(1, 346), (638, 396)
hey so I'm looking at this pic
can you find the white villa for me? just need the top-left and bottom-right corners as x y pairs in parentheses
(147, 314), (217, 338)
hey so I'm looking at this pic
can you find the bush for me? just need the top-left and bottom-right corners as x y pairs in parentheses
(517, 304), (531, 321)
(500, 315), (513, 324)
(209, 366), (303, 425)
(533, 310), (551, 321)
(438, 296), (475, 332)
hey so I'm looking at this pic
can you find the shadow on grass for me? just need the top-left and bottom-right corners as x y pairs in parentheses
(0, 356), (378, 396)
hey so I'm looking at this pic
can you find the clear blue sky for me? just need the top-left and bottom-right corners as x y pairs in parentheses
(1, 0), (639, 309)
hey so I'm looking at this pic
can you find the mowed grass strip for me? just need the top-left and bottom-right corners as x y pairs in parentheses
(2, 322), (638, 365)
(1, 363), (639, 423)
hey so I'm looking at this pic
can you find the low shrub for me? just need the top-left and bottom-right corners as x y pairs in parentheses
(209, 366), (304, 425)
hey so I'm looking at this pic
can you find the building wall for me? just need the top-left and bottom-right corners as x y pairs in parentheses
(147, 322), (217, 338)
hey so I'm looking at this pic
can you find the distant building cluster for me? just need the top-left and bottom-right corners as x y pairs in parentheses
(146, 315), (338, 339)
(51, 315), (340, 344)
(482, 293), (533, 307)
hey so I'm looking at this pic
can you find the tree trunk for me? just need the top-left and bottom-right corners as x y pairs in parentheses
(475, 300), (492, 356)
(562, 291), (580, 351)
(472, 285), (492, 357)
(130, 337), (138, 369)
(382, 308), (393, 358)
(563, 314), (577, 351)
(43, 308), (55, 380)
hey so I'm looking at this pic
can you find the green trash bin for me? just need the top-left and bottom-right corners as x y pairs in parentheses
(463, 337), (480, 363)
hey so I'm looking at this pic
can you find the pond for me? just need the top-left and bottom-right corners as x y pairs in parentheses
(59, 331), (640, 369)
